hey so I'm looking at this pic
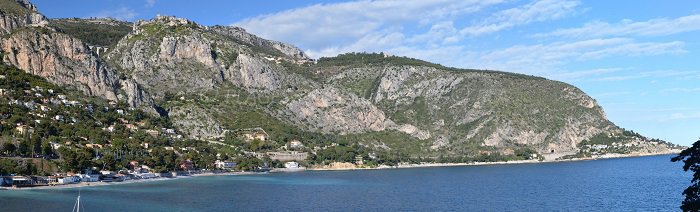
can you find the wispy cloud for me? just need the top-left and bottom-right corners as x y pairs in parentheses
(89, 7), (137, 21)
(594, 70), (698, 82)
(593, 91), (632, 98)
(234, 0), (690, 82)
(660, 87), (700, 94)
(535, 14), (700, 38)
(661, 112), (700, 122)
(447, 38), (685, 75)
(145, 0), (156, 8)
(547, 67), (625, 81)
(234, 0), (508, 57)
(460, 0), (581, 36)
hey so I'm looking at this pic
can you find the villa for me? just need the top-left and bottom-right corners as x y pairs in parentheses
(285, 161), (300, 169)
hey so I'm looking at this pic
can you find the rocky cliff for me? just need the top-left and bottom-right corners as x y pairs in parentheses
(0, 0), (47, 34)
(0, 0), (151, 108)
(0, 0), (680, 160)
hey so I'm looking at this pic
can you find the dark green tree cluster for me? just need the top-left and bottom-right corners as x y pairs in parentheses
(673, 139), (700, 211)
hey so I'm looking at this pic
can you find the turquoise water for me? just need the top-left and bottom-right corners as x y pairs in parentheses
(0, 155), (691, 211)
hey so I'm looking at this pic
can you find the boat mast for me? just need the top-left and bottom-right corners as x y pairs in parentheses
(72, 190), (82, 212)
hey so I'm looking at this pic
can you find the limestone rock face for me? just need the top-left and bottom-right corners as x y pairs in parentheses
(211, 26), (310, 61)
(226, 54), (282, 91)
(0, 0), (48, 34)
(2, 29), (120, 101)
(284, 87), (394, 134)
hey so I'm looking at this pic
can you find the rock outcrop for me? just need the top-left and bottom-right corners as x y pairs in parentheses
(210, 26), (311, 61)
(2, 28), (120, 101)
(0, 0), (47, 34)
(283, 87), (394, 134)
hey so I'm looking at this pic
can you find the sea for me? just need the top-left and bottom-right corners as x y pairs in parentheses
(0, 154), (691, 211)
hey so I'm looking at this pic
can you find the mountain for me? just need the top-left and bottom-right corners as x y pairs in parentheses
(0, 0), (682, 163)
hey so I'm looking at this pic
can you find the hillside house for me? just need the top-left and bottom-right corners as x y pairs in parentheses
(243, 128), (268, 141)
(146, 130), (160, 137)
(85, 144), (103, 149)
(15, 125), (32, 135)
(288, 140), (304, 149)
(125, 124), (138, 131)
(266, 151), (308, 162)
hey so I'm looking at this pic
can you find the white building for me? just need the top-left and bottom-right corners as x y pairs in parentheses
(79, 174), (100, 182)
(285, 161), (299, 169)
(288, 140), (304, 149)
(58, 176), (80, 184)
(215, 160), (237, 170)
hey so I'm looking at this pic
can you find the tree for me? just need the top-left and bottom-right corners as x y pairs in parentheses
(41, 141), (53, 157)
(2, 141), (16, 155)
(672, 139), (700, 211)
(31, 136), (42, 156)
(99, 153), (117, 171)
(18, 137), (30, 156)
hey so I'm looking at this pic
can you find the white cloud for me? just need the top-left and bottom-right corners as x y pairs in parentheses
(460, 0), (581, 36)
(233, 0), (688, 82)
(662, 112), (700, 121)
(547, 67), (624, 81)
(89, 7), (137, 21)
(234, 0), (508, 58)
(146, 0), (156, 7)
(660, 87), (700, 94)
(535, 14), (700, 38)
(446, 38), (685, 75)
(593, 91), (632, 98)
(594, 70), (697, 82)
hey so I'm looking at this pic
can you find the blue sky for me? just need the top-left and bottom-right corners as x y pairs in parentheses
(32, 0), (700, 146)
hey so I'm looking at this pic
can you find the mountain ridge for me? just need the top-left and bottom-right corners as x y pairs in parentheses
(0, 0), (682, 162)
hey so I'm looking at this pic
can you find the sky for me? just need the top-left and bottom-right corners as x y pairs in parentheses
(31, 0), (700, 146)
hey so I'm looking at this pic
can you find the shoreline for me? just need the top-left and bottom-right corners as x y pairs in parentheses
(0, 171), (263, 191)
(0, 151), (680, 191)
(307, 151), (681, 171)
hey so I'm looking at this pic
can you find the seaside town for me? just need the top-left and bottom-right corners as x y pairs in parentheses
(0, 67), (314, 189)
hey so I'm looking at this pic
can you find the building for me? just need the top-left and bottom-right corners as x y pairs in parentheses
(15, 125), (30, 135)
(180, 159), (194, 171)
(125, 124), (138, 131)
(355, 155), (364, 165)
(49, 142), (63, 150)
(215, 160), (237, 170)
(288, 140), (304, 149)
(146, 129), (160, 137)
(243, 128), (268, 141)
(56, 175), (79, 184)
(284, 161), (300, 169)
(85, 144), (103, 149)
(79, 174), (100, 182)
(592, 144), (608, 151)
(266, 151), (308, 162)
(11, 176), (33, 187)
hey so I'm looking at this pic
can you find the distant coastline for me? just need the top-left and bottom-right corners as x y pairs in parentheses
(0, 172), (264, 191)
(307, 151), (681, 171)
(0, 151), (680, 191)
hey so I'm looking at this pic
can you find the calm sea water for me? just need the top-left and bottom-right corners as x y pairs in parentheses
(0, 155), (691, 211)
